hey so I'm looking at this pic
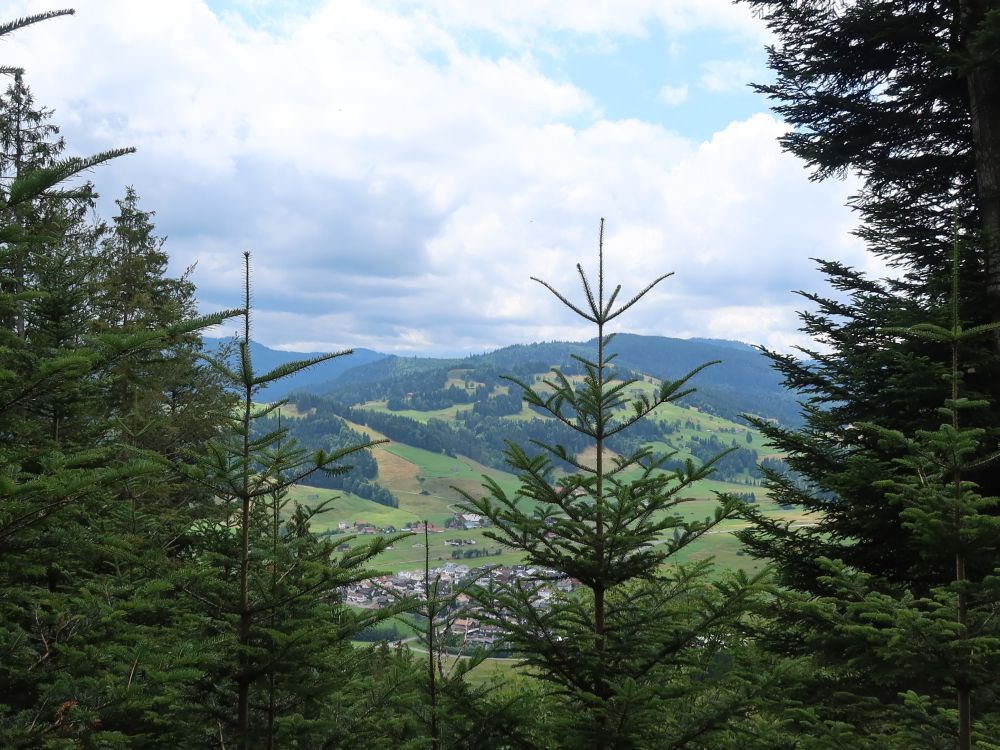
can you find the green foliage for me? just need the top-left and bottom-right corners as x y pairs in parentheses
(388, 523), (533, 750)
(172, 252), (407, 749)
(735, 2), (1000, 745)
(460, 221), (770, 749)
(0, 19), (241, 748)
(793, 238), (1000, 747)
(289, 381), (767, 483)
(15, 4), (1000, 746)
(735, 0), (1000, 581)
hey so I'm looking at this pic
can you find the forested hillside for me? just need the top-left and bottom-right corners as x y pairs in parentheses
(276, 365), (769, 486)
(4, 4), (1000, 750)
(277, 333), (802, 425)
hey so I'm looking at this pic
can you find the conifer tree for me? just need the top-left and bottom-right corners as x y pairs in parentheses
(461, 220), (768, 749)
(173, 252), (402, 750)
(0, 12), (149, 547)
(863, 234), (1000, 747)
(732, 3), (1000, 742)
(741, 0), (1000, 299)
(759, 237), (1000, 749)
(91, 186), (232, 501)
(0, 14), (239, 745)
(736, 1), (1000, 588)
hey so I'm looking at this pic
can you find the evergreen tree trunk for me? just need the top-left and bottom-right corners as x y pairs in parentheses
(593, 248), (607, 709)
(950, 340), (972, 750)
(425, 523), (440, 750)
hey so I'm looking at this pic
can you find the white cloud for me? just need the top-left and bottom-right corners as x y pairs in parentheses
(385, 0), (769, 44)
(659, 84), (689, 105)
(700, 59), (762, 92)
(698, 305), (808, 353)
(3, 0), (862, 356)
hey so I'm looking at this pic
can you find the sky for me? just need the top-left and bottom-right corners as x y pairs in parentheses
(5, 0), (880, 356)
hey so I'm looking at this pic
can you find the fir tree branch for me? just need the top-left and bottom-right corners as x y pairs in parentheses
(0, 9), (74, 39)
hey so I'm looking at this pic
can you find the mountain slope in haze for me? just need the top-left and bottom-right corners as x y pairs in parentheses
(202, 337), (388, 400)
(329, 353), (462, 387)
(208, 334), (802, 425)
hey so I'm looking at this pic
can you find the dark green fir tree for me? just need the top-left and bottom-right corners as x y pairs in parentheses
(0, 12), (240, 747)
(460, 220), (770, 749)
(735, 2), (1000, 745)
(760, 237), (1000, 749)
(736, 0), (1000, 587)
(173, 252), (403, 750)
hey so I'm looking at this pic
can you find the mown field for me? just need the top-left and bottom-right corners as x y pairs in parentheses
(288, 444), (805, 575)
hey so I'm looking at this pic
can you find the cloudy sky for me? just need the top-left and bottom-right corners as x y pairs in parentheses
(6, 0), (878, 355)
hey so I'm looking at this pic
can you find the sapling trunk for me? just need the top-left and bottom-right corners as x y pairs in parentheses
(593, 224), (607, 698)
(237, 254), (254, 750)
(425, 522), (440, 750)
(951, 338), (971, 750)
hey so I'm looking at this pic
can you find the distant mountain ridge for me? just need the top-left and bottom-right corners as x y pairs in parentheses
(202, 337), (388, 399)
(477, 335), (797, 424)
(208, 333), (802, 425)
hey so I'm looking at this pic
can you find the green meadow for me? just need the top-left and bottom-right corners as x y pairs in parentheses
(288, 446), (803, 575)
(282, 366), (795, 575)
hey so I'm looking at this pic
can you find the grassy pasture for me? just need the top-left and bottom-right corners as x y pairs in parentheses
(272, 402), (315, 419)
(361, 399), (474, 424)
(413, 648), (526, 689)
(373, 444), (422, 493)
(285, 485), (418, 532)
(252, 401), (315, 419)
(294, 366), (792, 574)
(356, 368), (776, 464)
(381, 444), (525, 517)
(291, 455), (809, 575)
(287, 405), (801, 574)
(385, 443), (474, 478)
(333, 526), (525, 571)
(445, 368), (485, 392)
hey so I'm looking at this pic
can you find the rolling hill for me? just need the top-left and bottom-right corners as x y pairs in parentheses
(304, 334), (801, 426)
(205, 334), (800, 425)
(235, 333), (803, 573)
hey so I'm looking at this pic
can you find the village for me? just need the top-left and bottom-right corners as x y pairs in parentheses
(339, 514), (580, 649)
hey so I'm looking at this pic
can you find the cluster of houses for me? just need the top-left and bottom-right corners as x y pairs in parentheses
(337, 519), (464, 535)
(332, 516), (486, 551)
(445, 512), (485, 530)
(334, 514), (584, 649)
(334, 515), (484, 538)
(343, 562), (580, 648)
(337, 520), (396, 536)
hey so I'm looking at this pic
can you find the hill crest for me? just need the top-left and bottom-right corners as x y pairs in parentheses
(210, 333), (800, 425)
